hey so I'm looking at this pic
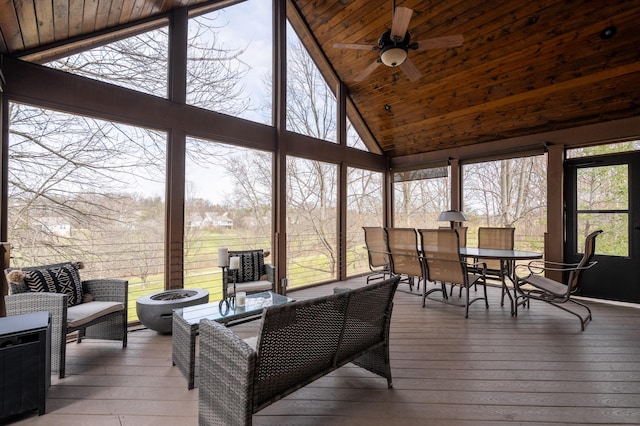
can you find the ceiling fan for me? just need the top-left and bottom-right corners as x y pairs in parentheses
(334, 1), (464, 82)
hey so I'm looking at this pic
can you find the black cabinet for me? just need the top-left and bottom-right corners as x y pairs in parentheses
(0, 311), (50, 419)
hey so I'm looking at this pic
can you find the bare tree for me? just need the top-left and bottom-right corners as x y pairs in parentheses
(286, 157), (337, 278)
(346, 167), (383, 272)
(8, 14), (250, 274)
(463, 156), (547, 240)
(282, 40), (340, 280)
(286, 42), (336, 141)
(394, 173), (449, 228)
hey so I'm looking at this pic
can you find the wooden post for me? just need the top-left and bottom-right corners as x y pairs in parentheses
(165, 9), (188, 290)
(546, 144), (565, 282)
(450, 158), (461, 211)
(273, 0), (287, 294)
(1, 242), (10, 316)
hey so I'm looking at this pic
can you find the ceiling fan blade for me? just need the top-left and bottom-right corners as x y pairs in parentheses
(354, 60), (382, 82)
(390, 7), (413, 41)
(400, 57), (421, 82)
(414, 34), (464, 51)
(334, 43), (375, 51)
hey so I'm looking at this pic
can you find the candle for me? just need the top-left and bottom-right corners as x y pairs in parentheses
(229, 256), (240, 270)
(236, 291), (246, 306)
(218, 248), (229, 267)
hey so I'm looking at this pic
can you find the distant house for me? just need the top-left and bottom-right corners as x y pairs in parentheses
(204, 212), (233, 229)
(186, 213), (205, 228)
(187, 212), (233, 229)
(36, 217), (71, 237)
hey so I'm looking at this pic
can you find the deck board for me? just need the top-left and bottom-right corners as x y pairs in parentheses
(8, 278), (640, 425)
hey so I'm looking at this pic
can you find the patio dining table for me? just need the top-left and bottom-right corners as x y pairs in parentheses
(459, 247), (542, 315)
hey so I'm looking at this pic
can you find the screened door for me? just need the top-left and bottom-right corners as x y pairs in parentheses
(565, 152), (640, 303)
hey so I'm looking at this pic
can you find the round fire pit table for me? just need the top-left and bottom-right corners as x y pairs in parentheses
(136, 288), (209, 334)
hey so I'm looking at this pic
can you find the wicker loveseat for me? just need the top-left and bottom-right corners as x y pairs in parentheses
(4, 262), (128, 378)
(198, 276), (400, 426)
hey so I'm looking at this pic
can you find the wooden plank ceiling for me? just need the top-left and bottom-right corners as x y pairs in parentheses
(1, 0), (639, 157)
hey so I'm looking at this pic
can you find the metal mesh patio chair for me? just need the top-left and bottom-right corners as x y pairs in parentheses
(440, 225), (467, 247)
(470, 227), (515, 304)
(514, 230), (602, 331)
(363, 227), (391, 284)
(385, 227), (423, 291)
(419, 228), (488, 318)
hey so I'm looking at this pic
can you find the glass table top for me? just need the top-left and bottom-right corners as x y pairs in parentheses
(173, 291), (293, 326)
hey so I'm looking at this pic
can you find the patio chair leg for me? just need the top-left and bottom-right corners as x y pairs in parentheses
(464, 285), (470, 318)
(483, 279), (489, 309)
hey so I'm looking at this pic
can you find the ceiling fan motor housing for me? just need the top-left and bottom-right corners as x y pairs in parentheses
(378, 29), (411, 66)
(378, 29), (411, 49)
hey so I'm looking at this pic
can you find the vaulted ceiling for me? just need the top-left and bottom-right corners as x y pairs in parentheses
(1, 0), (639, 158)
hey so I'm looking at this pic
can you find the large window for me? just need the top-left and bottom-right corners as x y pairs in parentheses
(184, 137), (273, 300)
(347, 168), (384, 276)
(8, 103), (167, 322)
(187, 0), (272, 124)
(47, 28), (169, 98)
(286, 157), (337, 288)
(347, 118), (368, 151)
(462, 156), (547, 251)
(393, 167), (450, 228)
(286, 23), (337, 143)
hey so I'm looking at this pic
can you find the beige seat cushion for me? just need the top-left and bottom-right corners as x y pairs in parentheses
(226, 280), (271, 294)
(244, 336), (258, 350)
(67, 300), (124, 328)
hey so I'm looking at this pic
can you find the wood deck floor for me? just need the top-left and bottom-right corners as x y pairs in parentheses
(7, 278), (640, 425)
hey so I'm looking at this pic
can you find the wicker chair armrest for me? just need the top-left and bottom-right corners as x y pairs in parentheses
(82, 279), (128, 305)
(5, 292), (67, 326)
(199, 319), (256, 426)
(265, 264), (275, 283)
(265, 264), (276, 292)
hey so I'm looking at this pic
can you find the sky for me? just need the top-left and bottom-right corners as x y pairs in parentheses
(213, 1), (274, 124)
(183, 0), (274, 204)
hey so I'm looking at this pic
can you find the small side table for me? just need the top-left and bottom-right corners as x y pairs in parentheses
(0, 311), (51, 419)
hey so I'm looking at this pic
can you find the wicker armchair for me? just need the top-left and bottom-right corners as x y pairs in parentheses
(4, 262), (128, 378)
(223, 250), (275, 299)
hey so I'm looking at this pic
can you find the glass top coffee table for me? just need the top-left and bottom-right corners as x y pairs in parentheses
(171, 291), (293, 389)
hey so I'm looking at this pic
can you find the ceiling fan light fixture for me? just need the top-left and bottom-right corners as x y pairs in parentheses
(380, 47), (407, 67)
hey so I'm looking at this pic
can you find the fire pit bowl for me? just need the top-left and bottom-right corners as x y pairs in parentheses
(136, 288), (209, 334)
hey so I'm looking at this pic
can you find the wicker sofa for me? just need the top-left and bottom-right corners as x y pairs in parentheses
(198, 276), (400, 426)
(4, 262), (128, 379)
